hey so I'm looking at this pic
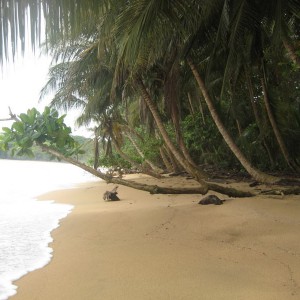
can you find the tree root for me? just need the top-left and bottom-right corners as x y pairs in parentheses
(260, 187), (300, 196)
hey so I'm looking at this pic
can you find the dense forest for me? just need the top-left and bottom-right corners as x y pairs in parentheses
(0, 1), (299, 194)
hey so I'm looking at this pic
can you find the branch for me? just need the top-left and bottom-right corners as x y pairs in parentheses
(0, 107), (19, 122)
(0, 117), (15, 121)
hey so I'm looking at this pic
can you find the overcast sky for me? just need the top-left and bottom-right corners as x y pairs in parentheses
(0, 51), (91, 137)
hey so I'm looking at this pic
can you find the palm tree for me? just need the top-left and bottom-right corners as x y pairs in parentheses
(184, 0), (299, 181)
(260, 61), (298, 171)
(187, 57), (277, 183)
(2, 0), (299, 183)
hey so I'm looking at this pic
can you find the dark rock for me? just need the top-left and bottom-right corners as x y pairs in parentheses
(198, 195), (224, 205)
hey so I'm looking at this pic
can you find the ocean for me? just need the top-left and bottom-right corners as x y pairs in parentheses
(0, 159), (98, 300)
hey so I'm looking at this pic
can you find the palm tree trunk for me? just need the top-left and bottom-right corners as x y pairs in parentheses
(135, 76), (208, 183)
(236, 119), (242, 137)
(283, 38), (300, 68)
(245, 70), (275, 167)
(159, 147), (173, 172)
(187, 92), (195, 115)
(260, 73), (296, 171)
(170, 105), (200, 170)
(163, 145), (183, 173)
(197, 94), (206, 124)
(188, 58), (278, 183)
(125, 133), (164, 173)
(93, 129), (100, 170)
(164, 69), (201, 171)
(111, 137), (162, 179)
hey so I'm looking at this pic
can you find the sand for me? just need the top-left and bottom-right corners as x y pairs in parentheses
(11, 174), (300, 300)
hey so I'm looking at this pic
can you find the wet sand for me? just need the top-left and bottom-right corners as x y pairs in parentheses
(11, 174), (300, 299)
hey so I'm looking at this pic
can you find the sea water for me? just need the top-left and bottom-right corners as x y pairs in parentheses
(0, 159), (98, 300)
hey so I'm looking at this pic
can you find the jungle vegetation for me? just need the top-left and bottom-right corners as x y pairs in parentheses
(0, 0), (299, 196)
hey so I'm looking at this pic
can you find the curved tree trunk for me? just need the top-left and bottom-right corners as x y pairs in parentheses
(260, 74), (297, 171)
(187, 92), (195, 116)
(125, 133), (164, 174)
(188, 58), (278, 184)
(93, 129), (100, 170)
(164, 65), (201, 171)
(283, 38), (300, 68)
(159, 147), (173, 172)
(177, 133), (200, 170)
(163, 144), (183, 173)
(37, 143), (254, 197)
(245, 70), (275, 167)
(135, 76), (208, 183)
(111, 137), (162, 179)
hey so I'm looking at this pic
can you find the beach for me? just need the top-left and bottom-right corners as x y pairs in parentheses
(11, 174), (300, 300)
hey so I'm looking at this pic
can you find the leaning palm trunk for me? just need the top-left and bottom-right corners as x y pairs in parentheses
(111, 137), (162, 179)
(125, 133), (164, 174)
(177, 133), (200, 170)
(93, 130), (100, 170)
(283, 38), (300, 68)
(135, 76), (208, 183)
(187, 58), (278, 184)
(159, 147), (173, 173)
(260, 75), (297, 171)
(163, 145), (183, 173)
(245, 70), (275, 167)
(172, 110), (200, 170)
(164, 70), (201, 171)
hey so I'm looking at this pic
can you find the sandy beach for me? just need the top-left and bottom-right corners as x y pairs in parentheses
(11, 174), (300, 300)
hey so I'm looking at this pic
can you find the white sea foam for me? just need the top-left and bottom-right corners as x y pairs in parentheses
(0, 159), (98, 300)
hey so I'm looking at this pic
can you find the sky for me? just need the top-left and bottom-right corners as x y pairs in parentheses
(0, 51), (91, 138)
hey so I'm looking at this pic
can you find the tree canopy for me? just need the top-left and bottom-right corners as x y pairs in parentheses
(0, 1), (299, 192)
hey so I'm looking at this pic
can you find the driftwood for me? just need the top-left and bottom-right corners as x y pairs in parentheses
(103, 186), (120, 201)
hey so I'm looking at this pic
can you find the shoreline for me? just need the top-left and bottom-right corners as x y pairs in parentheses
(10, 175), (300, 299)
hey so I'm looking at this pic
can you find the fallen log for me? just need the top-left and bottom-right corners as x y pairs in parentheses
(38, 144), (255, 198)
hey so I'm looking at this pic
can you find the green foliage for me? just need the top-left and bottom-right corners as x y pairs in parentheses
(2, 0), (299, 176)
(182, 113), (236, 168)
(98, 154), (131, 169)
(0, 107), (83, 159)
(131, 127), (162, 163)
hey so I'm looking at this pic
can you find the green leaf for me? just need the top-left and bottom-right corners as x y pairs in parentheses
(0, 141), (8, 151)
(20, 137), (33, 148)
(1, 127), (12, 134)
(44, 106), (51, 116)
(12, 122), (25, 134)
(32, 132), (42, 139)
(19, 113), (31, 123)
(27, 108), (38, 124)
